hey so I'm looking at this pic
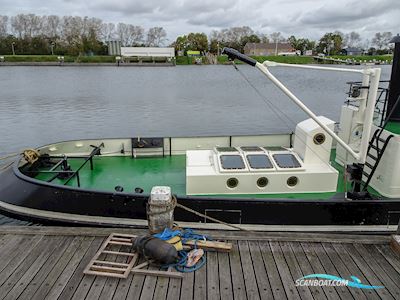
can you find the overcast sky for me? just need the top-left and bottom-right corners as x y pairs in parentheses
(1, 0), (399, 42)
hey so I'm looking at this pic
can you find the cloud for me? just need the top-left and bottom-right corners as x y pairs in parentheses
(0, 0), (399, 41)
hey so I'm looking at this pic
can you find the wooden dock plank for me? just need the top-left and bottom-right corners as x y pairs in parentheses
(28, 236), (86, 300)
(321, 242), (371, 300)
(217, 251), (233, 300)
(110, 264), (137, 300)
(258, 241), (286, 300)
(0, 226), (390, 243)
(152, 273), (169, 300)
(206, 252), (220, 300)
(60, 237), (105, 300)
(363, 245), (400, 294)
(247, 241), (273, 300)
(238, 240), (260, 300)
(193, 252), (207, 300)
(5, 237), (73, 300)
(279, 241), (314, 300)
(306, 242), (353, 300)
(229, 241), (247, 300)
(0, 234), (21, 254)
(375, 244), (400, 274)
(45, 237), (102, 300)
(329, 242), (380, 300)
(0, 235), (45, 285)
(353, 244), (400, 298)
(0, 227), (398, 300)
(270, 241), (301, 300)
(0, 236), (64, 300)
(39, 236), (94, 300)
(337, 243), (394, 300)
(300, 242), (341, 300)
(166, 276), (182, 300)
(289, 242), (328, 300)
(0, 235), (29, 274)
(139, 266), (158, 300)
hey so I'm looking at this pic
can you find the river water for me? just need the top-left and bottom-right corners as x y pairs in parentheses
(0, 64), (392, 224)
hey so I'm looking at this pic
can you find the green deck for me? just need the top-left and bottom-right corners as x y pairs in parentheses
(33, 150), (380, 200)
(385, 121), (400, 134)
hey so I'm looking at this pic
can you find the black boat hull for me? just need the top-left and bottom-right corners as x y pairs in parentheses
(1, 164), (399, 229)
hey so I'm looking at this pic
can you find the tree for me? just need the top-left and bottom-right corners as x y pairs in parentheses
(0, 16), (7, 37)
(186, 32), (208, 52)
(207, 26), (260, 53)
(345, 31), (361, 47)
(240, 34), (260, 51)
(288, 36), (315, 54)
(146, 27), (166, 47)
(372, 32), (392, 50)
(258, 33), (269, 43)
(101, 22), (116, 42)
(317, 32), (343, 55)
(127, 25), (144, 46)
(44, 15), (61, 38)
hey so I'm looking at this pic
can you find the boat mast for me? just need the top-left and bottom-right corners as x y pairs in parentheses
(222, 48), (381, 164)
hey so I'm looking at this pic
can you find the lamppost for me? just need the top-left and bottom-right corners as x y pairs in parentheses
(11, 42), (15, 55)
(50, 42), (55, 55)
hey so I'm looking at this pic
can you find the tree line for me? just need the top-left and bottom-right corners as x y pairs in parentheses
(0, 14), (166, 55)
(0, 14), (395, 56)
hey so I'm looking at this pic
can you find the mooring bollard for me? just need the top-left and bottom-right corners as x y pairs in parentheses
(147, 186), (175, 234)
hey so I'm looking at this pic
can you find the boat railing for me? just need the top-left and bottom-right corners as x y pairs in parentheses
(22, 143), (103, 187)
(345, 80), (390, 128)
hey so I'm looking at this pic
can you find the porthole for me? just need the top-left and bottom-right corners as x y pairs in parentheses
(287, 176), (298, 187)
(257, 177), (268, 188)
(313, 133), (326, 145)
(227, 178), (239, 189)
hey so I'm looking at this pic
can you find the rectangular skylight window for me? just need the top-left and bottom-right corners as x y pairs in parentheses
(220, 155), (245, 169)
(246, 154), (273, 169)
(272, 153), (302, 168)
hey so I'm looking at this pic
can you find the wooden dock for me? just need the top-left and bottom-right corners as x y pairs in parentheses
(0, 226), (399, 300)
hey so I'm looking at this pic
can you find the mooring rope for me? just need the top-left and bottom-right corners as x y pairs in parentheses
(148, 195), (249, 231)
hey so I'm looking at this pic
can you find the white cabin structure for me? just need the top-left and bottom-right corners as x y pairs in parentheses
(121, 47), (175, 58)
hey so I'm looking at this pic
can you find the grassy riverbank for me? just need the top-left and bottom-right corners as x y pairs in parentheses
(1, 55), (117, 63)
(327, 55), (393, 62)
(0, 54), (393, 65)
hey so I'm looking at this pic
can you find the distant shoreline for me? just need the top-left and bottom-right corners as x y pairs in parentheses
(0, 54), (393, 67)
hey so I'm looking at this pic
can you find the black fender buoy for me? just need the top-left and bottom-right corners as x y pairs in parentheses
(133, 235), (178, 264)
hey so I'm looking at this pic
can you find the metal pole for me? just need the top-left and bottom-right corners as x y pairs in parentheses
(255, 61), (361, 160)
(11, 42), (15, 55)
(358, 68), (381, 163)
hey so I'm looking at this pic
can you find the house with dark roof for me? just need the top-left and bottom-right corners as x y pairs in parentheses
(341, 47), (363, 56)
(244, 42), (294, 56)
